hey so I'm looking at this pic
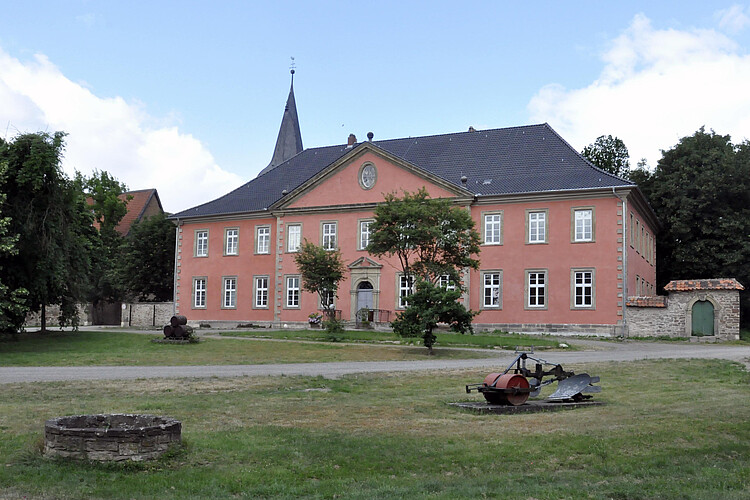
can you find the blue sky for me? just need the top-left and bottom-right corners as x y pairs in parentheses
(2, 1), (750, 212)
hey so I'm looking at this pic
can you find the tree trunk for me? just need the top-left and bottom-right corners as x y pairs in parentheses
(40, 301), (47, 332)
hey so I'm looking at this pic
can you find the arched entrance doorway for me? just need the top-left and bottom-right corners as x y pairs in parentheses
(691, 300), (714, 336)
(356, 281), (374, 313)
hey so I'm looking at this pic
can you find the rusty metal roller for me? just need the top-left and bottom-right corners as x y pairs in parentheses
(481, 373), (530, 406)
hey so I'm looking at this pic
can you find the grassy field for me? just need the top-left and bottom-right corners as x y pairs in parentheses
(221, 328), (565, 350)
(0, 330), (492, 367)
(0, 358), (748, 499)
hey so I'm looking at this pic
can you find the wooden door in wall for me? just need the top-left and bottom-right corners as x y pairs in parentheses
(691, 300), (714, 336)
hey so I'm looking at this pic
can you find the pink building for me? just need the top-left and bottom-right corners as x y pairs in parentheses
(171, 81), (657, 336)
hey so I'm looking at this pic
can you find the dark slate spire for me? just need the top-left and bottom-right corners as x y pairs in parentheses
(258, 70), (303, 176)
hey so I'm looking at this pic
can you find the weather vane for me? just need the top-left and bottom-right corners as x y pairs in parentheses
(290, 56), (296, 75)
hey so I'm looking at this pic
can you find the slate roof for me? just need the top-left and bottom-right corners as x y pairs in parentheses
(257, 73), (304, 176)
(172, 123), (634, 219)
(664, 279), (745, 291)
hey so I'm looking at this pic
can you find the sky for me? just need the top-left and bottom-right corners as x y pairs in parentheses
(2, 1), (750, 213)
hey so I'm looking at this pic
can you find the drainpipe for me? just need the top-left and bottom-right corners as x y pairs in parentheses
(612, 187), (628, 337)
(172, 218), (180, 317)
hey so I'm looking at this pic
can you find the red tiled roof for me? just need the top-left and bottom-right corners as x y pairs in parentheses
(664, 279), (745, 291)
(87, 189), (163, 236)
(626, 296), (667, 308)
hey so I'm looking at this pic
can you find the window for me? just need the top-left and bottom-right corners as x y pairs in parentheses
(320, 289), (335, 310)
(635, 220), (641, 253)
(193, 277), (206, 308)
(573, 208), (593, 242)
(195, 230), (208, 257)
(482, 271), (502, 309)
(527, 210), (547, 243)
(285, 276), (300, 308)
(630, 213), (634, 247)
(641, 226), (645, 257)
(322, 222), (337, 250)
(526, 270), (547, 308)
(572, 270), (594, 308)
(256, 226), (270, 254)
(438, 275), (456, 291)
(483, 212), (503, 245)
(222, 277), (237, 308)
(397, 274), (414, 309)
(254, 276), (269, 308)
(225, 228), (239, 255)
(359, 220), (372, 250)
(287, 224), (301, 253)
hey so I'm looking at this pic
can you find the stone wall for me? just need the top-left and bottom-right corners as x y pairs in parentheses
(626, 289), (741, 340)
(121, 302), (174, 327)
(25, 304), (92, 328)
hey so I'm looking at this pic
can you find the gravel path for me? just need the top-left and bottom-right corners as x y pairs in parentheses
(2, 339), (749, 384)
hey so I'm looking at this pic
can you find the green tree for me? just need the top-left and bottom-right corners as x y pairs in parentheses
(75, 170), (130, 309)
(581, 135), (631, 178)
(644, 127), (750, 326)
(120, 212), (176, 302)
(0, 160), (28, 334)
(0, 132), (92, 331)
(367, 188), (481, 352)
(294, 240), (346, 318)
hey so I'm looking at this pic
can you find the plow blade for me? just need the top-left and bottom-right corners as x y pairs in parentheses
(548, 373), (594, 401)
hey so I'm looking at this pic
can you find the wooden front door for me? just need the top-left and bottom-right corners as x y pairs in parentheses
(691, 300), (714, 336)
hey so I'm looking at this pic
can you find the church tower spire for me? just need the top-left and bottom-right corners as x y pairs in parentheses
(258, 69), (304, 176)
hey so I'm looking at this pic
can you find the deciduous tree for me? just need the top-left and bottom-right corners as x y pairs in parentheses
(0, 132), (92, 331)
(367, 188), (481, 352)
(294, 240), (346, 318)
(581, 135), (631, 178)
(121, 212), (176, 302)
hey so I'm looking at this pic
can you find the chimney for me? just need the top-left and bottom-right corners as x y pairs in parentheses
(347, 134), (357, 147)
(367, 132), (374, 141)
(468, 126), (476, 132)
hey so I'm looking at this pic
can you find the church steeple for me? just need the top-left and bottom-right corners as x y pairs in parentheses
(258, 70), (303, 176)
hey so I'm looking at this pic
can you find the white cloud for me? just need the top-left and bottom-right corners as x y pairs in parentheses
(528, 13), (750, 169)
(715, 4), (750, 34)
(0, 47), (242, 213)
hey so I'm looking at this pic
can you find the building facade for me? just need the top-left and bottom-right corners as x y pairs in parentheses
(171, 118), (658, 336)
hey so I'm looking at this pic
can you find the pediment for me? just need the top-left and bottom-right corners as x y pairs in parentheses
(271, 142), (473, 212)
(348, 256), (383, 270)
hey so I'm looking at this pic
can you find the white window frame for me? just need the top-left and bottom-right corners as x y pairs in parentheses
(397, 274), (414, 309)
(285, 275), (300, 309)
(526, 270), (548, 309)
(572, 208), (594, 242)
(358, 219), (373, 250)
(224, 228), (239, 256)
(321, 222), (337, 251)
(482, 212), (503, 245)
(222, 276), (237, 309)
(256, 225), (271, 254)
(527, 210), (548, 244)
(195, 230), (209, 257)
(571, 269), (595, 309)
(320, 289), (335, 310)
(481, 271), (502, 309)
(287, 224), (301, 253)
(193, 277), (207, 309)
(254, 276), (269, 309)
(438, 275), (456, 291)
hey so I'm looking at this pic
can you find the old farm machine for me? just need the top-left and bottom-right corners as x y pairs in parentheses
(466, 352), (601, 406)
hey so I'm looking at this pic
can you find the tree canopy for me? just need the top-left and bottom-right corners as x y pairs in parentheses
(0, 132), (93, 330)
(637, 127), (750, 327)
(581, 135), (631, 178)
(367, 188), (481, 352)
(121, 212), (176, 302)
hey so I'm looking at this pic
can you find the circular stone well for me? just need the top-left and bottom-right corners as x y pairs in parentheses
(44, 414), (181, 461)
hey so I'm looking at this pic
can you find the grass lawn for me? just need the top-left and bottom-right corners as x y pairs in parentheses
(222, 328), (565, 350)
(0, 330), (492, 367)
(0, 358), (748, 499)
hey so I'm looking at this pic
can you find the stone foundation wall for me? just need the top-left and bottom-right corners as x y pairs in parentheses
(25, 304), (91, 327)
